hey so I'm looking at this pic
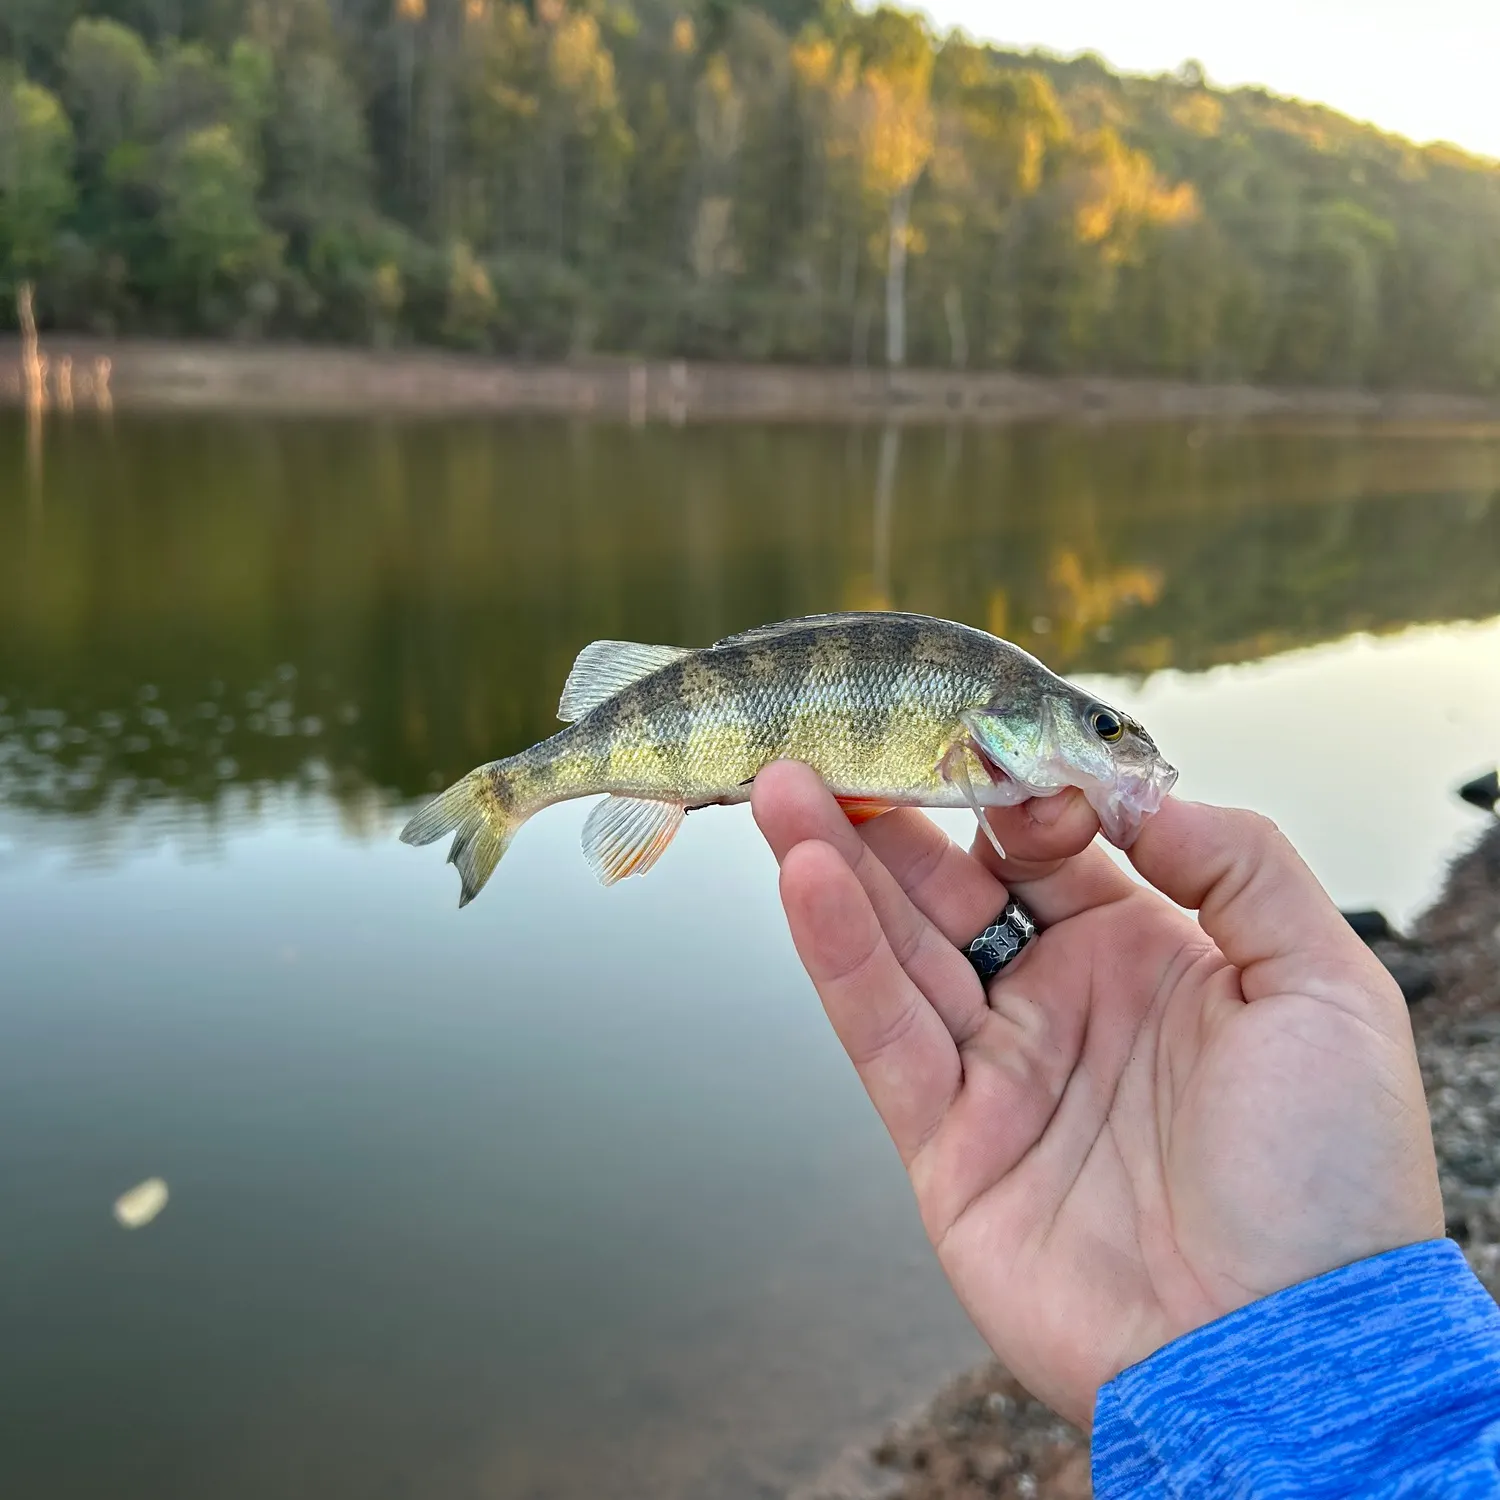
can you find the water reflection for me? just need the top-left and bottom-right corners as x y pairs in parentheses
(2, 413), (1498, 845)
(3, 412), (1499, 1500)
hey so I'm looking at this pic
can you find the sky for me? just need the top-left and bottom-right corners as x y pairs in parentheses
(913, 1), (1500, 161)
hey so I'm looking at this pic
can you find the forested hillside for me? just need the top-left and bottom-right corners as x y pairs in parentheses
(3, 0), (1499, 389)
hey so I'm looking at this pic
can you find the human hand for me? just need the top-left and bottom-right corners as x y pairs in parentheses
(752, 761), (1445, 1425)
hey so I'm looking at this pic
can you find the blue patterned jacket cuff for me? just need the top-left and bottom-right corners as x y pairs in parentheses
(1092, 1238), (1500, 1498)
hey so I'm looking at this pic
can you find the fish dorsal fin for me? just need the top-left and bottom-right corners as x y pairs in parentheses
(581, 796), (685, 884)
(710, 612), (956, 650)
(558, 641), (693, 722)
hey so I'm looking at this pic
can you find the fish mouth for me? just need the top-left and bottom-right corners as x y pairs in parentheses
(960, 706), (1177, 846)
(969, 732), (1178, 847)
(1091, 756), (1179, 848)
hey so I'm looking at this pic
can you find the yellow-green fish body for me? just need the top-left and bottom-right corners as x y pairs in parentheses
(401, 612), (1177, 903)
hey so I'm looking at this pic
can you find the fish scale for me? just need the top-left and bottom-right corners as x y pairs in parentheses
(400, 611), (1177, 905)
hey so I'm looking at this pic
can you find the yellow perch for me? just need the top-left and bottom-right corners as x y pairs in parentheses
(400, 611), (1177, 905)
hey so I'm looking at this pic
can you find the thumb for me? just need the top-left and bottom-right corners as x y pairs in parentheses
(1127, 798), (1391, 1007)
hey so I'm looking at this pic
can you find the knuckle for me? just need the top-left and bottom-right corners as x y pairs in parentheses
(848, 993), (924, 1067)
(1233, 807), (1284, 844)
(902, 824), (950, 888)
(885, 914), (926, 972)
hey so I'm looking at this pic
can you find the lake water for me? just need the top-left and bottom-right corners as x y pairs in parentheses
(2, 412), (1499, 1499)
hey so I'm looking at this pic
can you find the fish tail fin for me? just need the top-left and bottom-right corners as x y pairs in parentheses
(400, 766), (521, 908)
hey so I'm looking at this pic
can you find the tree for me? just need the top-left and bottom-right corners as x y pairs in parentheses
(158, 121), (279, 318)
(61, 17), (158, 169)
(265, 51), (373, 235)
(922, 49), (1069, 367)
(3, 0), (1500, 384)
(850, 8), (933, 367)
(0, 78), (77, 277)
(149, 40), (236, 146)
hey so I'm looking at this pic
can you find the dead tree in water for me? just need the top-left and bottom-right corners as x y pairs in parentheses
(18, 282), (45, 500)
(18, 282), (46, 411)
(18, 284), (43, 402)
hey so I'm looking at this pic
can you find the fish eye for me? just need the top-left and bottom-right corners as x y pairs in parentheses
(1089, 707), (1125, 743)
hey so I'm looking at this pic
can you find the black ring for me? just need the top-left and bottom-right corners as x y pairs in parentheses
(962, 899), (1038, 982)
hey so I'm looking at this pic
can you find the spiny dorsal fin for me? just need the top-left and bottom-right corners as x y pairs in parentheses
(581, 795), (685, 884)
(558, 640), (694, 722)
(709, 611), (955, 650)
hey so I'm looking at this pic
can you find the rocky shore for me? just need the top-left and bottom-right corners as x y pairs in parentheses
(7, 337), (1500, 426)
(797, 813), (1500, 1500)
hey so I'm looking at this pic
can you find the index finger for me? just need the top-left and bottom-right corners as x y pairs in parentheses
(777, 839), (961, 1162)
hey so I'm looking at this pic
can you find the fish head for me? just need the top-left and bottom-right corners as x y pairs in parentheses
(961, 686), (1177, 848)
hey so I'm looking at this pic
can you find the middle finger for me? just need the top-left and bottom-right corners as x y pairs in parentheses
(753, 763), (993, 1042)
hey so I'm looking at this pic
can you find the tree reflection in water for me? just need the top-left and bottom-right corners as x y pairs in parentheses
(2, 412), (1497, 847)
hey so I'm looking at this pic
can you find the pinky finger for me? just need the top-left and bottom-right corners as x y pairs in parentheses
(779, 840), (962, 1162)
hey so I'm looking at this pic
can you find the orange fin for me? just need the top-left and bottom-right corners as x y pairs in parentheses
(836, 796), (898, 826)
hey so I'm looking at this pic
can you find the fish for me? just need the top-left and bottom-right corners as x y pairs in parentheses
(400, 611), (1178, 905)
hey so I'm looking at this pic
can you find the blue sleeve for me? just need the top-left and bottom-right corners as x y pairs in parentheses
(1092, 1239), (1500, 1498)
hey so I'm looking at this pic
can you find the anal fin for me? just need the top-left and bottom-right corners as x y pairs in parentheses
(582, 796), (686, 885)
(836, 796), (898, 826)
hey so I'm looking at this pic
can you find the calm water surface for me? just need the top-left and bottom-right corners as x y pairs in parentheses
(2, 413), (1499, 1499)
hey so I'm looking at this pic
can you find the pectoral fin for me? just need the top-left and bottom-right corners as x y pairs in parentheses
(940, 741), (1009, 862)
(581, 796), (686, 884)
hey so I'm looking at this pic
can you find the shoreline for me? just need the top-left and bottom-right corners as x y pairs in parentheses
(795, 812), (1500, 1500)
(5, 338), (1500, 425)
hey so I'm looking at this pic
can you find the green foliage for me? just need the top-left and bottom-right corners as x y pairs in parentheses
(265, 51), (371, 234)
(6, 0), (1500, 388)
(0, 77), (77, 277)
(61, 18), (157, 167)
(158, 123), (279, 320)
(225, 37), (274, 153)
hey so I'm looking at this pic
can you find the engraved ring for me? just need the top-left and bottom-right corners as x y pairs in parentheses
(962, 899), (1039, 982)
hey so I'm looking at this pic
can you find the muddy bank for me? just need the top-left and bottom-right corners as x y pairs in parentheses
(6, 337), (1500, 425)
(795, 815), (1500, 1500)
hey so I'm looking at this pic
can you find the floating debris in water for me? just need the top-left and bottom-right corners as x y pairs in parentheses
(113, 1177), (169, 1230)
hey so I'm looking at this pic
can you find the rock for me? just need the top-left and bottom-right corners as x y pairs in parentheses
(1343, 909), (1394, 941)
(1042, 1455), (1093, 1500)
(1341, 911), (1437, 1004)
(964, 1446), (1014, 1485)
(1370, 940), (1438, 1004)
(1458, 769), (1499, 814)
(833, 1365), (1089, 1499)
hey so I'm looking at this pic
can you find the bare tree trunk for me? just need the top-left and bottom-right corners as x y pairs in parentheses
(17, 283), (43, 411)
(18, 283), (44, 503)
(885, 181), (913, 368)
